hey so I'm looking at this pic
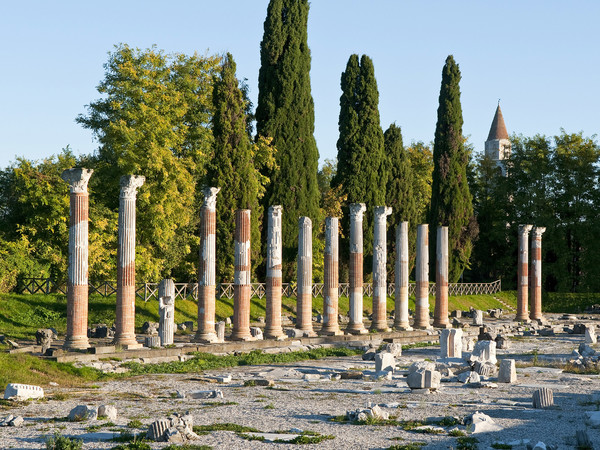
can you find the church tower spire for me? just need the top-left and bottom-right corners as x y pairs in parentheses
(485, 103), (510, 175)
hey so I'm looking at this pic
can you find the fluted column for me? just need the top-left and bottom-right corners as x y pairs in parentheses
(347, 203), (367, 334)
(195, 187), (220, 343)
(264, 205), (285, 339)
(394, 222), (412, 330)
(158, 278), (175, 346)
(371, 206), (392, 332)
(114, 175), (145, 347)
(414, 224), (431, 329)
(530, 227), (546, 321)
(231, 209), (252, 340)
(61, 168), (93, 350)
(296, 217), (315, 335)
(516, 224), (533, 322)
(434, 226), (450, 328)
(320, 217), (342, 335)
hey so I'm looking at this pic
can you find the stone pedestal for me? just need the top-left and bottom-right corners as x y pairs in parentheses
(433, 226), (450, 328)
(529, 227), (546, 321)
(516, 224), (533, 322)
(371, 206), (392, 332)
(195, 187), (220, 343)
(320, 217), (342, 335)
(296, 217), (315, 335)
(394, 222), (412, 330)
(158, 278), (175, 346)
(347, 203), (367, 334)
(114, 175), (145, 347)
(231, 210), (252, 341)
(414, 224), (431, 329)
(264, 206), (285, 339)
(61, 168), (93, 349)
(440, 328), (463, 358)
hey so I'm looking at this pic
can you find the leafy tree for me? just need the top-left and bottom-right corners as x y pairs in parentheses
(385, 124), (419, 275)
(256, 0), (321, 280)
(77, 44), (220, 281)
(207, 53), (276, 282)
(333, 54), (387, 275)
(406, 141), (434, 224)
(428, 55), (477, 282)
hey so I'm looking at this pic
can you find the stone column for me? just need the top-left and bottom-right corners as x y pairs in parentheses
(394, 222), (412, 330)
(371, 206), (392, 332)
(158, 278), (175, 346)
(433, 226), (451, 328)
(296, 217), (315, 335)
(264, 205), (285, 339)
(195, 187), (220, 343)
(320, 217), (342, 335)
(530, 227), (546, 321)
(347, 203), (367, 334)
(114, 175), (145, 347)
(516, 224), (533, 322)
(61, 168), (93, 349)
(231, 209), (252, 341)
(414, 224), (431, 329)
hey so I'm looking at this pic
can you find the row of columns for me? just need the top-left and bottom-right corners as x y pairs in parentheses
(516, 224), (546, 322)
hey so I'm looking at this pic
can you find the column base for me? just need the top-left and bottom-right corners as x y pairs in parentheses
(319, 328), (343, 336)
(295, 328), (317, 337)
(113, 335), (141, 348)
(264, 333), (287, 341)
(63, 336), (90, 350)
(345, 325), (368, 335)
(433, 321), (452, 329)
(370, 324), (391, 333)
(413, 324), (433, 330)
(194, 332), (219, 343)
(230, 334), (255, 342)
(394, 323), (413, 331)
(515, 315), (531, 323)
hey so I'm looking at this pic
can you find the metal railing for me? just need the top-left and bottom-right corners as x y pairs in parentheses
(17, 278), (501, 301)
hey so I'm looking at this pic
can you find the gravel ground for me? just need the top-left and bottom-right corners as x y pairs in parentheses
(1, 326), (600, 449)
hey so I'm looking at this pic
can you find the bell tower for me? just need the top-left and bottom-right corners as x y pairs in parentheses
(485, 103), (510, 175)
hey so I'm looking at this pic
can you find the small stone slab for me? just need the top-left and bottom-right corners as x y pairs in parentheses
(3, 384), (44, 401)
(340, 371), (363, 380)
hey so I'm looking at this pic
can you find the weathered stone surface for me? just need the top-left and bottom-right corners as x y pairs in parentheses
(158, 279), (175, 346)
(533, 387), (554, 409)
(394, 222), (412, 330)
(346, 404), (388, 422)
(362, 348), (377, 361)
(215, 322), (225, 342)
(265, 205), (286, 339)
(383, 342), (402, 357)
(440, 328), (463, 358)
(472, 310), (484, 326)
(407, 369), (441, 390)
(458, 371), (480, 384)
(433, 226), (450, 328)
(35, 329), (54, 353)
(470, 340), (497, 365)
(474, 361), (497, 377)
(144, 335), (160, 348)
(3, 384), (44, 401)
(296, 217), (314, 334)
(466, 411), (503, 433)
(89, 324), (113, 339)
(585, 326), (597, 344)
(414, 224), (430, 329)
(579, 343), (596, 357)
(8, 416), (23, 427)
(250, 327), (264, 340)
(408, 361), (436, 373)
(347, 203), (367, 334)
(97, 405), (117, 421)
(147, 418), (170, 441)
(495, 335), (509, 349)
(142, 322), (159, 335)
(340, 371), (363, 380)
(498, 359), (517, 383)
(231, 209), (252, 341)
(68, 405), (97, 421)
(185, 390), (223, 399)
(371, 206), (392, 331)
(516, 224), (533, 321)
(374, 352), (395, 373)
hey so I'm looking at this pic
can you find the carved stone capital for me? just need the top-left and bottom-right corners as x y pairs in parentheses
(298, 216), (312, 229)
(120, 175), (145, 199)
(532, 227), (546, 237)
(61, 168), (93, 194)
(374, 206), (392, 223)
(268, 205), (282, 219)
(518, 224), (533, 235)
(202, 187), (220, 210)
(349, 203), (366, 222)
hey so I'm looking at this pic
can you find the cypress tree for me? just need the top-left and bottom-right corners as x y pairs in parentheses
(385, 123), (418, 273)
(333, 54), (387, 270)
(256, 0), (321, 279)
(208, 53), (262, 282)
(428, 55), (477, 282)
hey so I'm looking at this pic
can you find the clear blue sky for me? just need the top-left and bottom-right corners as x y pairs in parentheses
(1, 0), (598, 169)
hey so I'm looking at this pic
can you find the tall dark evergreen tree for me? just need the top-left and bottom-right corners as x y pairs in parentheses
(256, 0), (321, 279)
(333, 54), (387, 271)
(428, 55), (477, 282)
(385, 123), (419, 273)
(208, 53), (262, 282)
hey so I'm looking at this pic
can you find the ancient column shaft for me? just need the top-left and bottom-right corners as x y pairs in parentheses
(158, 278), (175, 346)
(196, 187), (220, 342)
(433, 226), (450, 328)
(347, 203), (367, 334)
(231, 209), (252, 340)
(320, 217), (341, 335)
(516, 224), (533, 321)
(414, 224), (431, 329)
(530, 227), (546, 321)
(371, 206), (392, 331)
(394, 222), (412, 330)
(265, 205), (285, 339)
(62, 168), (93, 349)
(114, 175), (145, 347)
(296, 217), (315, 334)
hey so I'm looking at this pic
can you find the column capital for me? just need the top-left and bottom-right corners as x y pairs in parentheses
(298, 216), (312, 228)
(532, 227), (546, 237)
(61, 168), (93, 194)
(268, 205), (283, 217)
(374, 206), (392, 222)
(202, 186), (220, 210)
(518, 224), (534, 235)
(349, 203), (366, 221)
(120, 175), (145, 199)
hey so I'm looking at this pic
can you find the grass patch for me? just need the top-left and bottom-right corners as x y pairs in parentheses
(193, 423), (260, 433)
(491, 444), (512, 449)
(45, 432), (83, 449)
(387, 444), (427, 450)
(202, 401), (238, 408)
(543, 292), (600, 314)
(126, 419), (144, 429)
(449, 429), (467, 436)
(163, 445), (212, 450)
(457, 436), (479, 450)
(276, 431), (335, 444)
(111, 441), (151, 450)
(264, 403), (275, 409)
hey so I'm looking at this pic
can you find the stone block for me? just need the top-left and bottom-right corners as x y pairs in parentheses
(97, 405), (117, 421)
(450, 310), (462, 318)
(495, 335), (509, 349)
(467, 411), (503, 433)
(474, 361), (497, 377)
(458, 371), (480, 384)
(440, 328), (463, 358)
(585, 326), (597, 344)
(186, 389), (223, 399)
(250, 327), (263, 340)
(142, 322), (159, 335)
(472, 310), (484, 326)
(362, 348), (377, 361)
(383, 342), (402, 357)
(147, 418), (170, 441)
(68, 405), (97, 421)
(8, 416), (23, 427)
(3, 384), (44, 401)
(408, 361), (436, 373)
(215, 322), (225, 342)
(407, 369), (441, 390)
(498, 359), (517, 383)
(144, 336), (160, 348)
(470, 340), (497, 365)
(533, 387), (554, 409)
(374, 352), (395, 373)
(340, 371), (363, 380)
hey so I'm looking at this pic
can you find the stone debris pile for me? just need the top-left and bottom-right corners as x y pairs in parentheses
(346, 404), (389, 422)
(0, 415), (24, 427)
(147, 412), (201, 443)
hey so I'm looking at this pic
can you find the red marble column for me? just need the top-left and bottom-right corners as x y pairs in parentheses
(516, 224), (533, 322)
(231, 209), (252, 341)
(530, 227), (546, 321)
(347, 203), (367, 334)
